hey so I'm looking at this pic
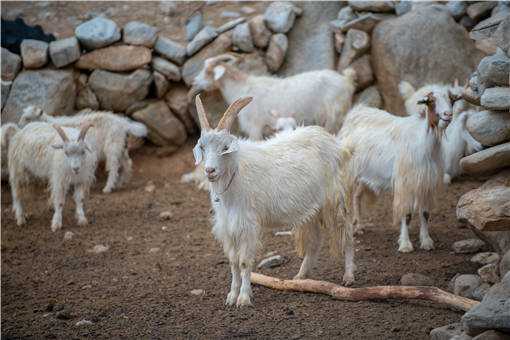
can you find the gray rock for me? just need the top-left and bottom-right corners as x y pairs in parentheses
(473, 330), (510, 340)
(76, 86), (99, 110)
(49, 37), (80, 68)
(1, 80), (12, 110)
(430, 323), (464, 340)
(466, 110), (510, 147)
(1, 48), (21, 81)
(20, 39), (48, 69)
(338, 28), (370, 70)
(478, 263), (500, 284)
(153, 71), (169, 99)
(400, 273), (434, 286)
(186, 11), (203, 42)
(152, 57), (181, 82)
(472, 252), (501, 266)
(481, 87), (510, 111)
(165, 84), (197, 134)
(265, 33), (288, 72)
(478, 49), (510, 89)
(462, 272), (510, 335)
(349, 1), (395, 13)
(501, 250), (510, 278)
(264, 1), (297, 33)
(338, 6), (356, 23)
(372, 5), (483, 115)
(461, 143), (510, 176)
(187, 26), (218, 57)
(257, 254), (286, 269)
(395, 1), (412, 16)
(88, 69), (152, 112)
(493, 15), (510, 53)
(181, 32), (232, 86)
(353, 85), (382, 108)
(221, 10), (241, 19)
(473, 283), (492, 301)
(154, 36), (186, 66)
(446, 1), (467, 20)
(123, 21), (158, 48)
(233, 23), (254, 53)
(454, 274), (482, 299)
(348, 54), (373, 91)
(249, 15), (271, 49)
(131, 100), (187, 147)
(75, 17), (121, 50)
(492, 2), (510, 16)
(467, 1), (497, 21)
(2, 69), (75, 123)
(216, 17), (246, 34)
(453, 239), (486, 254)
(280, 2), (342, 75)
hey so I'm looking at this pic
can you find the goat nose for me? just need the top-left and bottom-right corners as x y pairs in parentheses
(205, 167), (216, 174)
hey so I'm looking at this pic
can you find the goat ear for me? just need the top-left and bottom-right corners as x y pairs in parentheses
(51, 143), (64, 150)
(213, 65), (226, 81)
(222, 139), (239, 155)
(192, 143), (203, 165)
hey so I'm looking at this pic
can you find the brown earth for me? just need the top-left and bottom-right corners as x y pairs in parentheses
(1, 142), (486, 339)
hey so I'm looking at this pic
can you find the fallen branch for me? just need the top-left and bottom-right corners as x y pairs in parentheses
(251, 273), (478, 312)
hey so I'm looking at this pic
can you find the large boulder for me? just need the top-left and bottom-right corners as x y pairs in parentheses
(372, 5), (484, 115)
(263, 1), (299, 33)
(48, 37), (80, 68)
(1, 47), (21, 81)
(154, 36), (186, 66)
(165, 84), (197, 134)
(466, 110), (510, 146)
(481, 87), (510, 111)
(457, 184), (510, 232)
(460, 143), (510, 176)
(75, 45), (152, 72)
(88, 69), (152, 112)
(186, 26), (218, 57)
(75, 17), (121, 50)
(280, 2), (342, 75)
(1, 80), (11, 110)
(123, 21), (158, 48)
(2, 69), (75, 123)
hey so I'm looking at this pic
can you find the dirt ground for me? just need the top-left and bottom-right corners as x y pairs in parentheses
(1, 141), (486, 339)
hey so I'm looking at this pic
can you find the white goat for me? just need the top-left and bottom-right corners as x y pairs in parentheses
(399, 81), (483, 183)
(1, 123), (20, 181)
(193, 95), (353, 307)
(338, 93), (452, 253)
(191, 54), (356, 140)
(19, 106), (147, 193)
(8, 123), (97, 232)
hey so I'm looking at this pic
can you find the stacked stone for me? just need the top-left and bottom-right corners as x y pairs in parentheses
(1, 9), (301, 151)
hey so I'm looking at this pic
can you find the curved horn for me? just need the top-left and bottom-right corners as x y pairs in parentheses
(78, 122), (93, 141)
(216, 97), (253, 131)
(195, 94), (211, 131)
(52, 124), (69, 143)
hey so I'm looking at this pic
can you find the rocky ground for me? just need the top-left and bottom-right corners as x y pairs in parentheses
(1, 143), (489, 339)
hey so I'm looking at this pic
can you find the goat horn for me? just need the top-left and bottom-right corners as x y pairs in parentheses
(195, 94), (211, 131)
(216, 97), (253, 131)
(78, 122), (93, 141)
(52, 124), (69, 143)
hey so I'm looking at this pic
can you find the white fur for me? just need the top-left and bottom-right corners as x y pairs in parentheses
(19, 107), (147, 193)
(338, 103), (451, 253)
(8, 122), (98, 232)
(195, 124), (353, 306)
(1, 123), (20, 181)
(192, 55), (356, 140)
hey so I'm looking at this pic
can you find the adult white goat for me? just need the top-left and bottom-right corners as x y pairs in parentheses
(1, 123), (20, 181)
(193, 95), (353, 307)
(191, 53), (356, 140)
(399, 81), (483, 184)
(8, 122), (97, 232)
(19, 106), (147, 193)
(338, 93), (452, 253)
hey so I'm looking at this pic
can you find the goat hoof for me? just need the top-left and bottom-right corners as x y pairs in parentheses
(398, 242), (414, 253)
(102, 187), (113, 194)
(77, 217), (88, 226)
(50, 223), (62, 232)
(236, 294), (252, 307)
(420, 238), (434, 251)
(16, 217), (26, 226)
(342, 274), (355, 286)
(225, 292), (238, 306)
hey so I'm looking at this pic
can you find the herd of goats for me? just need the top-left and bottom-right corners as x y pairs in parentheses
(1, 53), (482, 307)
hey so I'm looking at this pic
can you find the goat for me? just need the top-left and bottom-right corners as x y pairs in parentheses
(337, 93), (452, 253)
(193, 95), (353, 306)
(399, 81), (483, 184)
(8, 122), (97, 232)
(190, 54), (356, 140)
(1, 123), (20, 181)
(19, 106), (147, 193)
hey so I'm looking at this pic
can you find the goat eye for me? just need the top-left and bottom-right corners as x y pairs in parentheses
(222, 146), (229, 152)
(200, 145), (204, 151)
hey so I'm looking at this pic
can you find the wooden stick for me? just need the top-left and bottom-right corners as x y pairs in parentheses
(251, 273), (478, 312)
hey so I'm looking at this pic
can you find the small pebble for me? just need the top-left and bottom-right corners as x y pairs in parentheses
(149, 247), (160, 253)
(75, 319), (93, 326)
(145, 181), (156, 193)
(190, 289), (205, 296)
(159, 211), (173, 220)
(89, 244), (109, 254)
(63, 231), (75, 241)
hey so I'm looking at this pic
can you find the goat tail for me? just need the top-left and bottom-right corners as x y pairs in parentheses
(126, 119), (148, 138)
(399, 81), (416, 101)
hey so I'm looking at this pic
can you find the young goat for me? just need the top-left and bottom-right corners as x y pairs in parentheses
(399, 81), (483, 183)
(1, 123), (20, 181)
(191, 53), (356, 140)
(193, 95), (353, 306)
(337, 93), (451, 252)
(19, 106), (147, 193)
(8, 123), (97, 232)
